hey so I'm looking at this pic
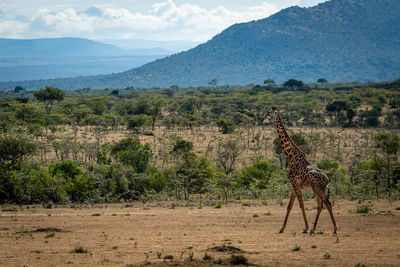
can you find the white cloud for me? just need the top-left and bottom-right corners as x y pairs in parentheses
(0, 0), (279, 41)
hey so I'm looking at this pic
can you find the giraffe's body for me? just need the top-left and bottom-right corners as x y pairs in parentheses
(261, 108), (337, 234)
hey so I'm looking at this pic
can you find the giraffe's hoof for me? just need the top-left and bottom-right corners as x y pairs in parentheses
(310, 229), (315, 235)
(303, 229), (308, 234)
(279, 229), (284, 234)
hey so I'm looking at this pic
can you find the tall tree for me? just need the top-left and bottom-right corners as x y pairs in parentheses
(375, 133), (400, 197)
(33, 86), (65, 118)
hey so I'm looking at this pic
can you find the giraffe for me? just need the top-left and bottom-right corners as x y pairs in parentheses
(261, 107), (337, 234)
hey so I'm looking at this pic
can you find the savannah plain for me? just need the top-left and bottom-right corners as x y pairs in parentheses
(1, 200), (400, 266)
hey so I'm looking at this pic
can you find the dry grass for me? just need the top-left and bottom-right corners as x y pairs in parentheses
(40, 124), (395, 170)
(1, 200), (400, 266)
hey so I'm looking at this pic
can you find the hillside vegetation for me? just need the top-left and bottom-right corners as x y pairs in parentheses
(0, 0), (399, 90)
(0, 80), (399, 204)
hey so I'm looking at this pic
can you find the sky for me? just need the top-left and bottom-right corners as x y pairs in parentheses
(0, 0), (328, 42)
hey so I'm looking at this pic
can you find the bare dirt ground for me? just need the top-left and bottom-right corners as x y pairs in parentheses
(1, 200), (400, 267)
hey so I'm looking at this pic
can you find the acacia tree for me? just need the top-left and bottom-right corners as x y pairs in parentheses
(283, 79), (304, 90)
(34, 86), (65, 118)
(0, 136), (37, 166)
(149, 98), (166, 131)
(216, 138), (243, 203)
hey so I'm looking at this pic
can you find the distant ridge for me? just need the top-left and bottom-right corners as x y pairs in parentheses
(0, 37), (129, 57)
(1, 0), (399, 90)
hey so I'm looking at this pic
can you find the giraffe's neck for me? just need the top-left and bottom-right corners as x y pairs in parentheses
(274, 113), (305, 163)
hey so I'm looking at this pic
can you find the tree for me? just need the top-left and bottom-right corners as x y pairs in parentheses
(237, 161), (279, 190)
(317, 78), (328, 84)
(49, 160), (94, 202)
(326, 101), (348, 126)
(375, 133), (400, 197)
(216, 139), (243, 203)
(263, 79), (275, 85)
(110, 89), (119, 96)
(0, 136), (37, 165)
(216, 139), (242, 175)
(346, 108), (356, 126)
(127, 115), (148, 133)
(110, 138), (153, 173)
(283, 79), (304, 90)
(149, 98), (166, 131)
(216, 118), (235, 134)
(13, 86), (25, 93)
(33, 86), (65, 118)
(208, 78), (218, 87)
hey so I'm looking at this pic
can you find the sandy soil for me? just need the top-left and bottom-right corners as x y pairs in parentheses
(1, 200), (400, 266)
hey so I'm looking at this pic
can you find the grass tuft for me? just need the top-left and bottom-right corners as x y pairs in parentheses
(45, 233), (55, 238)
(323, 252), (331, 259)
(164, 254), (174, 261)
(73, 246), (89, 254)
(213, 203), (224, 209)
(203, 253), (213, 260)
(293, 245), (301, 251)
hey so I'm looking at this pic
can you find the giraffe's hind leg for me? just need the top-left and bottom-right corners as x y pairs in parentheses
(310, 196), (323, 234)
(280, 190), (296, 233)
(324, 197), (338, 234)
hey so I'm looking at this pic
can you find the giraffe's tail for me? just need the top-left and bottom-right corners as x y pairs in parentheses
(325, 187), (331, 203)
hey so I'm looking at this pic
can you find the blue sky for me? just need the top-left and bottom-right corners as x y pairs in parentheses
(0, 0), (327, 41)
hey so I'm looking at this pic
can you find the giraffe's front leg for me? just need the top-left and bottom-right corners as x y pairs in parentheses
(295, 187), (309, 233)
(280, 190), (296, 233)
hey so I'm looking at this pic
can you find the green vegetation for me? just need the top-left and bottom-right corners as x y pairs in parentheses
(73, 246), (89, 253)
(0, 80), (399, 204)
(229, 255), (248, 265)
(292, 245), (301, 252)
(354, 205), (374, 214)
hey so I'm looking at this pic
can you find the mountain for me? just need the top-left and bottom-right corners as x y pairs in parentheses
(0, 38), (169, 81)
(0, 0), (399, 90)
(0, 37), (131, 57)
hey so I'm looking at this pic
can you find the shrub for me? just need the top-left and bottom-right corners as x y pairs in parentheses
(355, 205), (374, 214)
(229, 255), (248, 265)
(203, 253), (212, 260)
(73, 246), (89, 253)
(293, 245), (301, 251)
(214, 203), (224, 209)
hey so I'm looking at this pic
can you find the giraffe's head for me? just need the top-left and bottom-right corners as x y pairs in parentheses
(260, 107), (278, 125)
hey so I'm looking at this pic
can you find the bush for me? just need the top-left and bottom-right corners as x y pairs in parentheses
(214, 203), (224, 209)
(49, 161), (94, 202)
(229, 255), (248, 265)
(110, 139), (152, 173)
(354, 204), (374, 214)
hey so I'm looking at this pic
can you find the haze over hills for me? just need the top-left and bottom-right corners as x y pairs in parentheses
(0, 0), (399, 90)
(0, 38), (178, 82)
(0, 37), (131, 57)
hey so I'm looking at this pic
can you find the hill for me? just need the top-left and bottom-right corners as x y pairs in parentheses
(0, 0), (399, 90)
(0, 37), (132, 57)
